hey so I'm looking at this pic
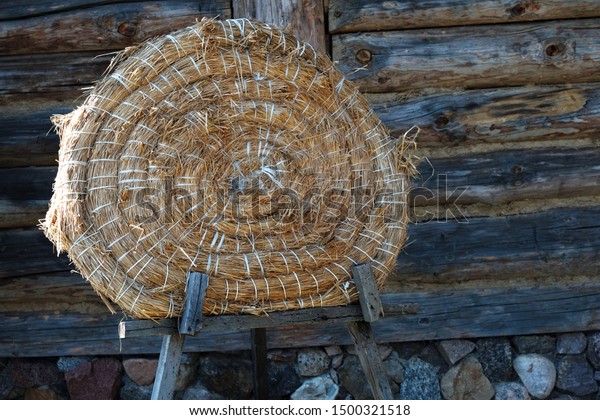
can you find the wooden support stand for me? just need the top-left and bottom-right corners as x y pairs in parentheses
(150, 272), (209, 400)
(120, 264), (392, 400)
(348, 263), (394, 400)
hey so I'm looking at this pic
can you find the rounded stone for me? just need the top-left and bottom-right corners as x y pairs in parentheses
(291, 374), (339, 400)
(296, 348), (330, 377)
(494, 382), (531, 400)
(440, 356), (494, 400)
(513, 354), (556, 399)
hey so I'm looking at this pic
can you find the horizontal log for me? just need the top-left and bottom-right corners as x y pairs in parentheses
(329, 0), (600, 33)
(0, 228), (71, 279)
(2, 205), (599, 290)
(0, 106), (69, 168)
(2, 146), (599, 227)
(2, 83), (599, 172)
(412, 147), (600, 207)
(333, 19), (600, 93)
(0, 166), (56, 228)
(0, 1), (231, 55)
(120, 299), (418, 337)
(0, 273), (104, 313)
(391, 205), (600, 286)
(0, 51), (111, 95)
(0, 0), (115, 20)
(372, 83), (600, 147)
(2, 282), (600, 356)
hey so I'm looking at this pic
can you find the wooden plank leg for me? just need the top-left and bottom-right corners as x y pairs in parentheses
(151, 272), (208, 400)
(151, 333), (186, 400)
(251, 327), (269, 399)
(347, 321), (393, 400)
(349, 263), (393, 399)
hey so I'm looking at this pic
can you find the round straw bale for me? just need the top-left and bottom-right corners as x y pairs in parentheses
(42, 18), (416, 319)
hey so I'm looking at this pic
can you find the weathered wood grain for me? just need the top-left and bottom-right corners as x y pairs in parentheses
(0, 52), (111, 95)
(3, 282), (600, 357)
(333, 19), (600, 93)
(412, 147), (600, 207)
(329, 0), (600, 33)
(151, 333), (186, 400)
(0, 1), (231, 55)
(180, 272), (209, 335)
(2, 147), (599, 228)
(391, 206), (600, 286)
(0, 107), (68, 168)
(372, 83), (600, 147)
(3, 83), (599, 171)
(347, 320), (394, 399)
(0, 166), (56, 228)
(0, 228), (71, 279)
(0, 273), (101, 313)
(2, 206), (599, 295)
(0, 0), (117, 20)
(352, 263), (383, 322)
(233, 0), (326, 53)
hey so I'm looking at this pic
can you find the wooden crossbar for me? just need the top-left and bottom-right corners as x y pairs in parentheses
(123, 264), (394, 400)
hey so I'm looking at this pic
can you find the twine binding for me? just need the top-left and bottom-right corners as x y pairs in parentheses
(42, 18), (416, 319)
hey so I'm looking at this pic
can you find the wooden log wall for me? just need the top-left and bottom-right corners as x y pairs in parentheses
(1, 0), (600, 357)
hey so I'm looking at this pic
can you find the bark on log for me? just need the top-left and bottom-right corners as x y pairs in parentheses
(372, 83), (600, 147)
(233, 0), (327, 53)
(0, 1), (231, 55)
(2, 282), (600, 356)
(329, 0), (600, 33)
(333, 19), (600, 93)
(2, 206), (599, 287)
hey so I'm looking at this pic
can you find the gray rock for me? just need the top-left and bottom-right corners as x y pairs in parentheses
(440, 356), (494, 400)
(384, 351), (405, 384)
(176, 353), (199, 392)
(556, 333), (587, 355)
(418, 343), (448, 376)
(183, 382), (224, 400)
(337, 355), (372, 399)
(494, 382), (531, 400)
(291, 374), (339, 400)
(594, 370), (600, 382)
(378, 344), (394, 361)
(324, 345), (342, 357)
(199, 353), (253, 399)
(331, 354), (343, 369)
(477, 337), (514, 382)
(329, 368), (339, 384)
(268, 360), (303, 398)
(513, 354), (556, 399)
(436, 339), (476, 365)
(513, 335), (556, 359)
(550, 391), (579, 400)
(586, 332), (600, 370)
(296, 348), (330, 377)
(120, 376), (152, 400)
(399, 357), (441, 400)
(57, 357), (92, 373)
(556, 355), (598, 396)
